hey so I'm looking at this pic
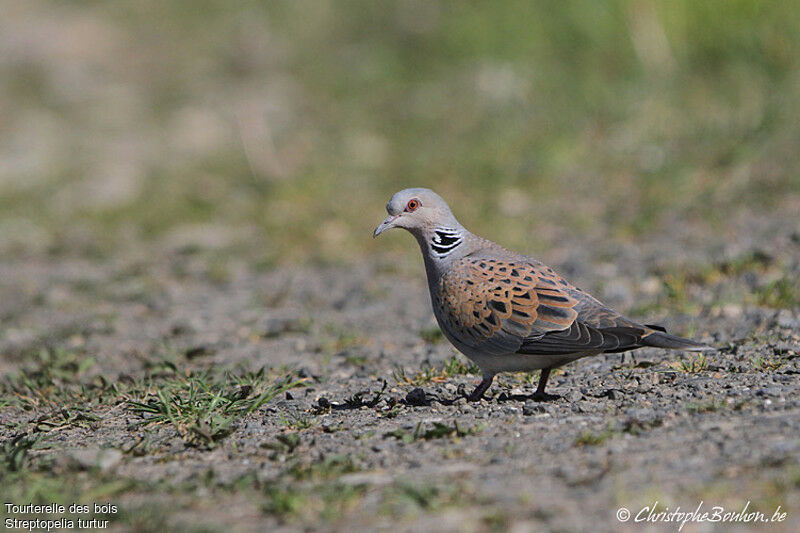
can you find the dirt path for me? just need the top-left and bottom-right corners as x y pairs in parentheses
(1, 221), (799, 532)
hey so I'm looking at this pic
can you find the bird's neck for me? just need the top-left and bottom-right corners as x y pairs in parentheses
(414, 224), (474, 284)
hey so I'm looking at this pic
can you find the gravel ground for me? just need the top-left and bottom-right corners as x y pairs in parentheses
(2, 2), (800, 531)
(1, 215), (799, 532)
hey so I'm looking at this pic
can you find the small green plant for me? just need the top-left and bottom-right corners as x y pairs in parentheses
(380, 481), (472, 516)
(753, 355), (784, 371)
(419, 326), (445, 344)
(757, 277), (800, 308)
(33, 407), (101, 431)
(279, 412), (317, 430)
(287, 455), (359, 481)
(398, 482), (440, 510)
(672, 354), (709, 373)
(575, 429), (613, 446)
(2, 434), (41, 472)
(393, 356), (479, 386)
(263, 485), (306, 517)
(0, 348), (97, 410)
(320, 326), (368, 354)
(384, 420), (485, 443)
(686, 397), (726, 413)
(441, 356), (480, 376)
(262, 481), (366, 523)
(343, 354), (368, 366)
(127, 372), (304, 448)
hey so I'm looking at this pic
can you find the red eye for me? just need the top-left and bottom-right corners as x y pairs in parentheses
(406, 199), (419, 212)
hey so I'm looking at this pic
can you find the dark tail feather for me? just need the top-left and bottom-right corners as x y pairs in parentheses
(642, 331), (715, 352)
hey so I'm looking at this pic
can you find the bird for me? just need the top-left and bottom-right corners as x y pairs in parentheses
(373, 188), (713, 402)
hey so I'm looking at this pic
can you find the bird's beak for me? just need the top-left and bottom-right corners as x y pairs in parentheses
(373, 215), (398, 238)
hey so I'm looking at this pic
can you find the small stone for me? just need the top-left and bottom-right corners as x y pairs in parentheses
(604, 389), (622, 400)
(262, 316), (306, 338)
(721, 304), (743, 319)
(625, 408), (657, 425)
(523, 403), (546, 416)
(566, 391), (583, 402)
(405, 388), (427, 406)
(285, 391), (294, 400)
(170, 322), (194, 335)
(68, 448), (123, 472)
(775, 310), (800, 329)
(184, 345), (213, 359)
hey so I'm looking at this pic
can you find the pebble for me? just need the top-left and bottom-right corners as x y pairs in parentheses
(68, 448), (123, 472)
(566, 391), (583, 402)
(523, 403), (547, 416)
(405, 388), (427, 406)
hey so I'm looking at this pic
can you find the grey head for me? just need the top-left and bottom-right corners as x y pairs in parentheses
(373, 188), (480, 275)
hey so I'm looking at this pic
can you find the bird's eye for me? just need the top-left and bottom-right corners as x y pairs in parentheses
(405, 199), (420, 212)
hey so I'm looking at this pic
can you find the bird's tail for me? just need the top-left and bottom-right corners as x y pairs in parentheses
(641, 328), (715, 352)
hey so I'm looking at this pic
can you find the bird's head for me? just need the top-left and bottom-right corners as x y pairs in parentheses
(373, 188), (459, 238)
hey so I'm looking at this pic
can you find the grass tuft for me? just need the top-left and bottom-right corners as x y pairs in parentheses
(393, 356), (480, 386)
(671, 354), (709, 373)
(127, 371), (304, 448)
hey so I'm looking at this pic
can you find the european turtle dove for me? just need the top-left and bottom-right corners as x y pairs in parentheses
(374, 188), (713, 401)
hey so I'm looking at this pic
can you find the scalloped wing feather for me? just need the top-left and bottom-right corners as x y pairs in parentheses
(436, 258), (579, 355)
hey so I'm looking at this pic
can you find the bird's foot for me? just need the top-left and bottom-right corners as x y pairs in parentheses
(466, 389), (487, 402)
(531, 391), (560, 402)
(465, 374), (494, 402)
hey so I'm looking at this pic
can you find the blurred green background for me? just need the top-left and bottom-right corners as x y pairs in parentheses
(1, 0), (798, 265)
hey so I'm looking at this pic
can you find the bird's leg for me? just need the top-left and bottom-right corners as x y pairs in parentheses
(532, 368), (559, 402)
(467, 373), (494, 402)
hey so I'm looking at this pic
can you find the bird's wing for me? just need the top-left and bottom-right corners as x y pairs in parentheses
(516, 320), (650, 355)
(436, 257), (579, 355)
(516, 280), (655, 355)
(437, 255), (664, 357)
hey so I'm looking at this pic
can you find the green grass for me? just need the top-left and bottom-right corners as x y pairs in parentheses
(630, 251), (797, 315)
(1, 348), (305, 448)
(384, 420), (486, 443)
(685, 397), (728, 413)
(758, 277), (800, 309)
(0, 348), (99, 410)
(393, 355), (480, 386)
(671, 354), (709, 373)
(287, 455), (360, 481)
(279, 412), (318, 431)
(126, 370), (304, 448)
(419, 326), (445, 344)
(261, 457), (366, 523)
(752, 355), (785, 371)
(380, 480), (476, 518)
(575, 428), (615, 447)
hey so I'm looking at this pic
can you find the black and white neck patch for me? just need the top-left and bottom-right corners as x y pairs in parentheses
(430, 228), (463, 257)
